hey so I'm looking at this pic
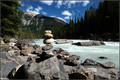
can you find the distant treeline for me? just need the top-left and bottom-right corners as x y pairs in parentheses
(52, 1), (119, 41)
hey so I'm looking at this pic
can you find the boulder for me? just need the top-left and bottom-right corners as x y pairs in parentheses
(0, 50), (23, 78)
(53, 48), (70, 60)
(43, 38), (54, 44)
(8, 65), (22, 79)
(64, 59), (78, 66)
(20, 47), (34, 56)
(42, 44), (53, 51)
(11, 56), (69, 80)
(72, 41), (105, 46)
(53, 48), (70, 56)
(107, 69), (119, 80)
(65, 65), (94, 79)
(99, 56), (108, 59)
(69, 55), (80, 60)
(55, 39), (73, 44)
(87, 68), (97, 73)
(94, 69), (111, 80)
(94, 68), (118, 80)
(82, 58), (101, 66)
(102, 61), (115, 68)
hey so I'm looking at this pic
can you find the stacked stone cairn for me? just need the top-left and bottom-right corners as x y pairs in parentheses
(41, 30), (55, 59)
(43, 30), (54, 44)
(43, 30), (54, 50)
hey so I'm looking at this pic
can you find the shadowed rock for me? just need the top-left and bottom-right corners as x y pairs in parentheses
(10, 56), (69, 80)
(82, 58), (102, 66)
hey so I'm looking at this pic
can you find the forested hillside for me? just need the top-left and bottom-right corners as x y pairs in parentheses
(52, 1), (119, 41)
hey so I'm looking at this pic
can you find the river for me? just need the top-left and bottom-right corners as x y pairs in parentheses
(32, 39), (119, 70)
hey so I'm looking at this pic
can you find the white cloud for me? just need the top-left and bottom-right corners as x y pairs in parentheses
(26, 6), (42, 14)
(50, 15), (66, 22)
(62, 10), (72, 20)
(62, 10), (72, 16)
(82, 1), (90, 6)
(62, 0), (89, 8)
(55, 1), (63, 8)
(39, 0), (54, 6)
(64, 16), (70, 19)
(42, 11), (47, 15)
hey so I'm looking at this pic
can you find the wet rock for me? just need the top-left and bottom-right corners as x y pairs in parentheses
(69, 55), (80, 60)
(55, 39), (73, 44)
(53, 48), (70, 56)
(11, 56), (69, 80)
(99, 56), (108, 59)
(82, 58), (102, 66)
(64, 59), (78, 66)
(102, 61), (115, 68)
(72, 41), (105, 46)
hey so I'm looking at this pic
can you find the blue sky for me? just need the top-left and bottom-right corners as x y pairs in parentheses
(19, 0), (103, 23)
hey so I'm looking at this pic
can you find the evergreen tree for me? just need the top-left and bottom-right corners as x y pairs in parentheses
(1, 0), (23, 38)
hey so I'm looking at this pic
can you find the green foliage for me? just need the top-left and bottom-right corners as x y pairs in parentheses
(1, 0), (23, 38)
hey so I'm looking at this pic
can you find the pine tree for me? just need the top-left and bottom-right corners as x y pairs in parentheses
(1, 0), (23, 38)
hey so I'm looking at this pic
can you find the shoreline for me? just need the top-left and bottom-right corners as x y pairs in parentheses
(0, 38), (119, 79)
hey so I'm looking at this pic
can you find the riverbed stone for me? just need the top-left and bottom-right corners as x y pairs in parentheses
(99, 56), (108, 59)
(102, 61), (115, 68)
(82, 58), (102, 66)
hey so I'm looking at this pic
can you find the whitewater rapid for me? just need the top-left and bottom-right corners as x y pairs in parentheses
(33, 39), (119, 70)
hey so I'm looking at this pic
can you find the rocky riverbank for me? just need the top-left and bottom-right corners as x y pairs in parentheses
(0, 38), (119, 80)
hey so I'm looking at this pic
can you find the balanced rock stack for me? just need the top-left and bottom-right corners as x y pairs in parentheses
(43, 30), (54, 50)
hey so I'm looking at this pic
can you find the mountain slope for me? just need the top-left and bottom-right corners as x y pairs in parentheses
(22, 12), (67, 32)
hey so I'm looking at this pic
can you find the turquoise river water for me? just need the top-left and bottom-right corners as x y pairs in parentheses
(32, 39), (119, 70)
